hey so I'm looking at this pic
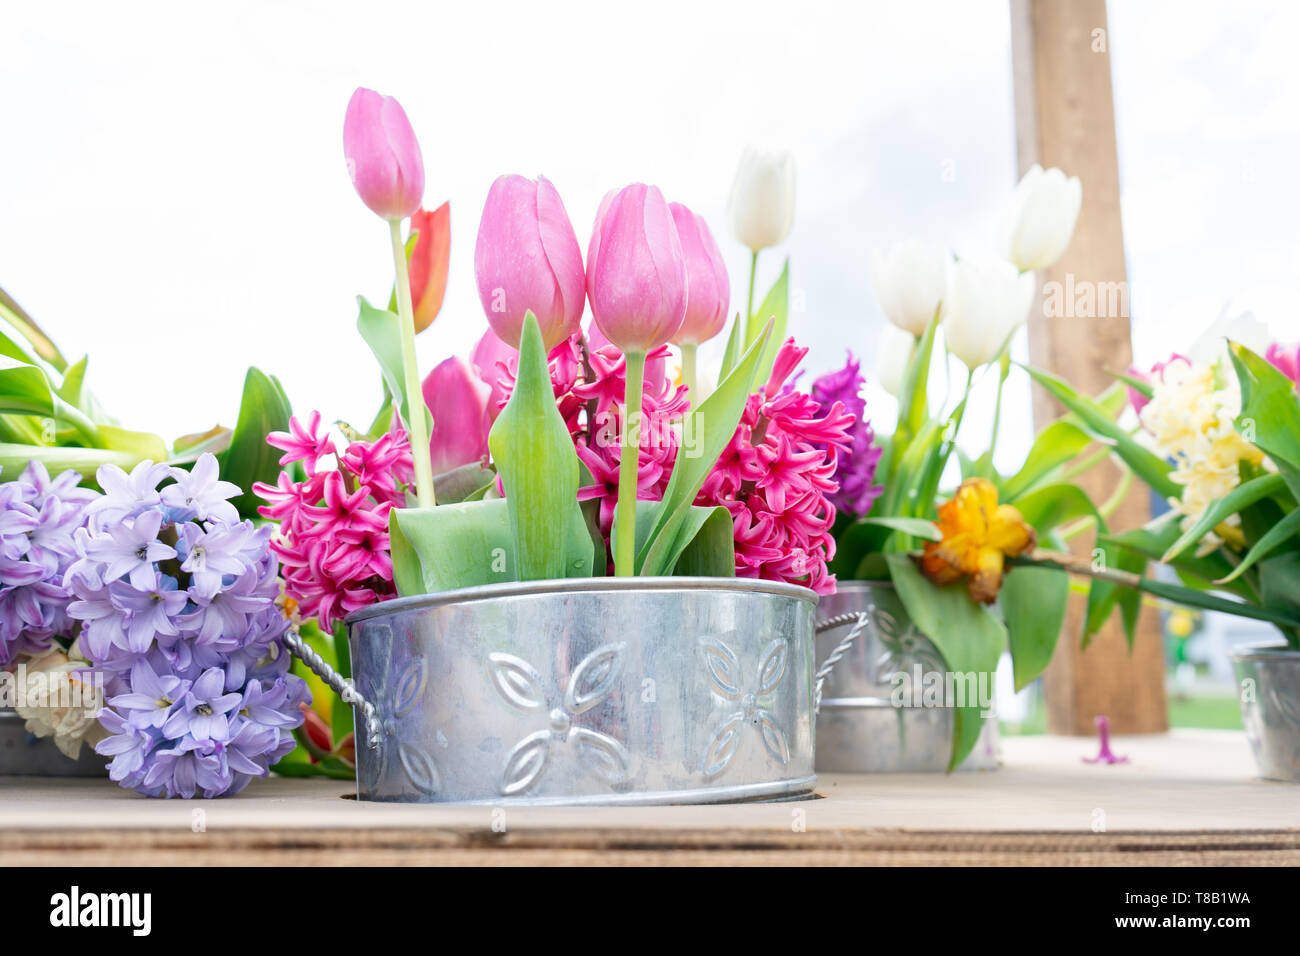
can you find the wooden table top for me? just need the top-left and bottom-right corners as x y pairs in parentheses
(2, 730), (1296, 865)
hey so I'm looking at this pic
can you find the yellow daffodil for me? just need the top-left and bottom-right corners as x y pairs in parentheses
(920, 478), (1037, 604)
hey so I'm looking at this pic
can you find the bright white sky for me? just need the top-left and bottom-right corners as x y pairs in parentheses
(2, 0), (1298, 477)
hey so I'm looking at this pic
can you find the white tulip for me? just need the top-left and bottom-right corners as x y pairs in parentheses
(868, 239), (952, 336)
(874, 321), (918, 397)
(727, 146), (796, 252)
(999, 164), (1082, 272)
(942, 256), (1037, 371)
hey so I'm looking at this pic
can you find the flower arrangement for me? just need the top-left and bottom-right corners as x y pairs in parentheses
(66, 454), (309, 797)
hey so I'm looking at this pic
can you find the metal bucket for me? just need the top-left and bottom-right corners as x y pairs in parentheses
(0, 709), (107, 777)
(288, 577), (867, 805)
(1231, 641), (1300, 782)
(814, 581), (1000, 772)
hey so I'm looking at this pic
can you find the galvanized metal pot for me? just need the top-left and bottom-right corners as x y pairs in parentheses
(1231, 641), (1300, 782)
(0, 709), (107, 777)
(289, 577), (864, 805)
(814, 581), (1000, 773)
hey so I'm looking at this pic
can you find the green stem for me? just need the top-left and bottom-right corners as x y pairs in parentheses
(614, 350), (647, 576)
(389, 219), (436, 508)
(743, 250), (758, 342)
(680, 343), (698, 405)
(989, 352), (1009, 461)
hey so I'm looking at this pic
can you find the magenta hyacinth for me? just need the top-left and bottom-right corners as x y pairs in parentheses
(586, 183), (688, 353)
(342, 87), (425, 221)
(474, 174), (586, 351)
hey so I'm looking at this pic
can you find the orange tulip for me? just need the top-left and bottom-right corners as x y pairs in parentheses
(408, 202), (450, 333)
(920, 478), (1036, 604)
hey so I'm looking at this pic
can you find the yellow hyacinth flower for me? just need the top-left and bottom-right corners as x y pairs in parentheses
(920, 478), (1037, 604)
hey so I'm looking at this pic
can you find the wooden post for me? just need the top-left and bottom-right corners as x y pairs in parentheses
(1010, 0), (1169, 734)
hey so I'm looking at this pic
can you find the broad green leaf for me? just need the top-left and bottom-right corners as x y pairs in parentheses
(1217, 507), (1300, 584)
(1084, 544), (1145, 647)
(1024, 364), (1179, 500)
(389, 499), (517, 595)
(1011, 481), (1103, 534)
(356, 296), (432, 439)
(896, 315), (939, 453)
(886, 553), (1006, 771)
(217, 367), (293, 518)
(745, 259), (789, 381)
(880, 418), (943, 518)
(1257, 553), (1300, 648)
(432, 462), (496, 505)
(718, 312), (743, 379)
(1161, 472), (1286, 562)
(1100, 514), (1253, 600)
(487, 312), (594, 582)
(0, 286), (67, 371)
(628, 500), (735, 578)
(855, 515), (941, 541)
(55, 355), (91, 415)
(0, 442), (138, 482)
(1137, 574), (1300, 630)
(1002, 420), (1093, 501)
(0, 355), (54, 416)
(1229, 340), (1300, 476)
(637, 321), (773, 576)
(1001, 565), (1068, 690)
(98, 425), (168, 463)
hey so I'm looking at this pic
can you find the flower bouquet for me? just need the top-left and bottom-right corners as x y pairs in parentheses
(1046, 326), (1300, 780)
(259, 89), (859, 803)
(0, 294), (296, 780)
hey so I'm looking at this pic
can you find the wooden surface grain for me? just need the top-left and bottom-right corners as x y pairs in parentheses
(1, 732), (1295, 865)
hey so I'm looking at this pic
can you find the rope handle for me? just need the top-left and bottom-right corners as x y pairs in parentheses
(282, 628), (383, 748)
(812, 611), (870, 714)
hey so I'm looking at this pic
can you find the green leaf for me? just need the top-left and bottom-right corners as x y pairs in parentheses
(357, 296), (432, 439)
(629, 500), (735, 577)
(216, 367), (293, 519)
(718, 313), (743, 379)
(0, 286), (67, 371)
(855, 515), (942, 541)
(1002, 420), (1093, 501)
(637, 320), (773, 576)
(746, 259), (789, 381)
(1101, 514), (1252, 600)
(1084, 544), (1145, 646)
(0, 442), (139, 482)
(1217, 507), (1300, 584)
(897, 316), (939, 449)
(1257, 553), (1300, 648)
(1001, 565), (1068, 690)
(885, 554), (1006, 771)
(432, 462), (497, 505)
(1161, 472), (1286, 562)
(1138, 574), (1300, 630)
(1011, 481), (1103, 534)
(487, 312), (594, 582)
(97, 425), (168, 463)
(1024, 364), (1180, 500)
(0, 355), (54, 416)
(1229, 340), (1300, 476)
(389, 499), (517, 594)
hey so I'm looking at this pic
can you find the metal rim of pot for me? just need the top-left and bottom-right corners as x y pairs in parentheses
(1229, 639), (1300, 663)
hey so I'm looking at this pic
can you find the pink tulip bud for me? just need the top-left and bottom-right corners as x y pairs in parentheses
(343, 88), (425, 221)
(422, 356), (491, 474)
(668, 202), (730, 346)
(474, 174), (585, 352)
(586, 183), (688, 353)
(408, 202), (450, 333)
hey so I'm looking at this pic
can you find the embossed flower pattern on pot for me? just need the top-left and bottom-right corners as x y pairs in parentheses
(700, 635), (792, 777)
(489, 642), (630, 796)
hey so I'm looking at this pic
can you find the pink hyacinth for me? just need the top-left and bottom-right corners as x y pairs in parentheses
(254, 415), (414, 630)
(696, 339), (857, 595)
(1127, 353), (1190, 415)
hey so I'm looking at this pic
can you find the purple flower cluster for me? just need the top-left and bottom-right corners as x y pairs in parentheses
(0, 461), (96, 667)
(67, 453), (309, 798)
(811, 351), (883, 518)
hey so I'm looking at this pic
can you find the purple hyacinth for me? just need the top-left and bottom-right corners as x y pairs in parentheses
(811, 351), (883, 518)
(0, 461), (97, 666)
(69, 452), (309, 799)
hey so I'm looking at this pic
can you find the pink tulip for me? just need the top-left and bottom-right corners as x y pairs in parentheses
(668, 203), (730, 346)
(343, 88), (425, 221)
(586, 183), (688, 353)
(469, 327), (516, 428)
(422, 356), (491, 474)
(1266, 341), (1300, 389)
(474, 174), (586, 351)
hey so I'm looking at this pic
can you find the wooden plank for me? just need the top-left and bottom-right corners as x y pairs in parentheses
(1010, 0), (1169, 735)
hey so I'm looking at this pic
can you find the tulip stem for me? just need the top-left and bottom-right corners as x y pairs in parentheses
(744, 251), (758, 341)
(614, 349), (647, 576)
(681, 343), (698, 406)
(389, 219), (436, 509)
(988, 350), (1010, 464)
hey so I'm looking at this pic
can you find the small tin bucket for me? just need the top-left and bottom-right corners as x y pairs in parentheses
(814, 581), (999, 773)
(1230, 641), (1300, 782)
(287, 577), (867, 805)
